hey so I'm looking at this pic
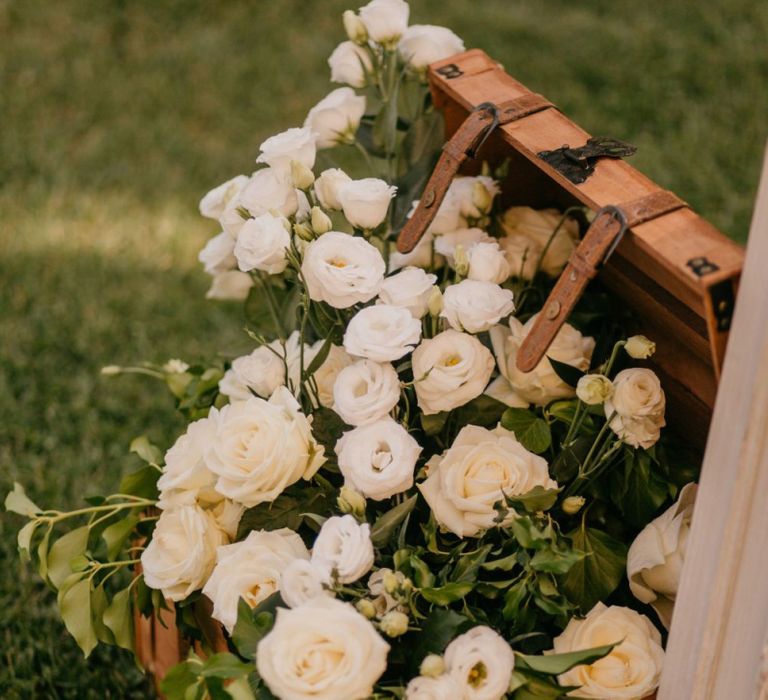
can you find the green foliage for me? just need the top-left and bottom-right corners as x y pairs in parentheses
(371, 494), (418, 548)
(231, 594), (282, 660)
(161, 652), (255, 700)
(501, 409), (552, 454)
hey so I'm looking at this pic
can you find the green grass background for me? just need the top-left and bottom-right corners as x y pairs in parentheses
(1, 0), (765, 696)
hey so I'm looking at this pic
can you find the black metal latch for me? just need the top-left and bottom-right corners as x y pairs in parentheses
(538, 137), (637, 184)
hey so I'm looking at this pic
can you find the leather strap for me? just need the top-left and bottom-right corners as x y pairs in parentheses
(396, 93), (554, 254)
(515, 190), (688, 372)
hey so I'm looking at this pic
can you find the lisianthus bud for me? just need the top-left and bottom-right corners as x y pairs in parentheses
(380, 610), (409, 637)
(382, 570), (400, 594)
(338, 485), (367, 518)
(427, 286), (443, 317)
(343, 10), (368, 44)
(562, 495), (586, 515)
(291, 160), (315, 190)
(472, 181), (493, 215)
(356, 598), (377, 619)
(420, 654), (446, 678)
(625, 335), (656, 360)
(576, 373), (614, 405)
(100, 365), (122, 376)
(310, 206), (333, 235)
(453, 245), (469, 277)
(293, 222), (315, 242)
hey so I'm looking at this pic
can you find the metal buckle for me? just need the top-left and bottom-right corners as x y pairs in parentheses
(595, 205), (628, 265)
(466, 102), (500, 159)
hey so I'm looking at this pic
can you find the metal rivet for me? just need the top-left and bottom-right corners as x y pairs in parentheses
(569, 270), (577, 282)
(545, 301), (561, 320)
(423, 189), (436, 208)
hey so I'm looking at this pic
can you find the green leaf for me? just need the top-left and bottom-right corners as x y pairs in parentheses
(200, 653), (253, 679)
(501, 409), (552, 454)
(454, 395), (507, 429)
(91, 584), (115, 645)
(310, 407), (348, 457)
(506, 486), (560, 514)
(119, 464), (160, 500)
(560, 526), (627, 611)
(509, 517), (550, 550)
(420, 581), (474, 605)
(160, 659), (203, 700)
(304, 335), (333, 378)
(236, 486), (332, 539)
(231, 595), (281, 660)
(5, 482), (42, 516)
(129, 435), (163, 465)
(612, 448), (670, 528)
(529, 547), (584, 575)
(547, 357), (585, 388)
(48, 526), (90, 589)
(103, 586), (135, 652)
(515, 642), (616, 675)
(410, 608), (469, 666)
(481, 552), (519, 572)
(102, 512), (140, 561)
(17, 519), (39, 558)
(502, 579), (529, 620)
(420, 411), (448, 436)
(451, 544), (492, 583)
(37, 526), (52, 579)
(370, 494), (418, 548)
(550, 436), (591, 483)
(408, 554), (436, 588)
(59, 577), (98, 657)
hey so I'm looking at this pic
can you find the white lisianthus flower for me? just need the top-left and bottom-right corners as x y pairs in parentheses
(405, 674), (463, 700)
(256, 126), (317, 176)
(311, 514), (375, 583)
(301, 231), (385, 308)
(206, 270), (254, 301)
(256, 597), (389, 700)
(314, 168), (352, 210)
(305, 87), (367, 149)
(333, 359), (401, 426)
(389, 230), (443, 273)
(605, 368), (666, 449)
(419, 425), (557, 537)
(344, 304), (422, 362)
(202, 528), (309, 633)
(279, 558), (332, 608)
(441, 279), (515, 333)
(489, 314), (595, 407)
(205, 387), (326, 507)
(444, 626), (516, 700)
(398, 25), (465, 70)
(199, 174), (248, 220)
(552, 603), (664, 700)
(141, 505), (227, 601)
(219, 198), (249, 239)
(306, 341), (354, 408)
(576, 374), (614, 405)
(628, 483), (697, 629)
(338, 177), (397, 230)
(378, 267), (438, 318)
(198, 232), (237, 275)
(328, 40), (374, 88)
(336, 418), (422, 500)
(434, 228), (494, 266)
(498, 206), (579, 279)
(466, 241), (511, 284)
(234, 213), (290, 274)
(412, 330), (495, 415)
(359, 0), (409, 45)
(239, 168), (299, 219)
(447, 176), (500, 219)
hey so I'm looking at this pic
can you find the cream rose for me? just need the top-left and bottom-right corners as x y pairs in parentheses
(336, 418), (422, 500)
(202, 528), (309, 633)
(398, 25), (465, 70)
(313, 168), (352, 210)
(141, 505), (227, 601)
(306, 341), (353, 408)
(198, 232), (237, 275)
(311, 514), (374, 583)
(204, 387), (325, 507)
(256, 127), (317, 175)
(576, 374), (614, 405)
(279, 559), (332, 609)
(206, 270), (254, 301)
(305, 87), (366, 149)
(412, 330), (495, 415)
(199, 174), (248, 220)
(605, 368), (666, 449)
(466, 241), (511, 284)
(444, 626), (516, 700)
(419, 425), (557, 537)
(441, 279), (515, 333)
(628, 483), (696, 628)
(301, 231), (385, 308)
(378, 267), (438, 318)
(234, 213), (290, 274)
(552, 603), (664, 699)
(239, 168), (299, 219)
(434, 228), (494, 267)
(489, 314), (595, 406)
(328, 41), (374, 88)
(343, 304), (422, 362)
(405, 674), (463, 700)
(338, 177), (397, 230)
(359, 0), (410, 45)
(256, 597), (389, 700)
(332, 359), (401, 426)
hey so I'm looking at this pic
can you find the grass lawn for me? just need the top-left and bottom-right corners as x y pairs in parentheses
(1, 0), (765, 696)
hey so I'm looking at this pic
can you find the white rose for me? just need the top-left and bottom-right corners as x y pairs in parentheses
(405, 674), (463, 700)
(206, 270), (254, 301)
(301, 231), (385, 308)
(234, 214), (290, 275)
(336, 418), (422, 500)
(338, 177), (397, 230)
(434, 228), (494, 267)
(311, 514), (374, 583)
(256, 597), (389, 700)
(344, 304), (422, 362)
(628, 483), (696, 628)
(498, 206), (579, 279)
(552, 603), (664, 700)
(314, 168), (352, 210)
(389, 230), (444, 273)
(576, 374), (614, 405)
(605, 368), (666, 449)
(239, 168), (299, 219)
(306, 341), (354, 408)
(446, 175), (500, 219)
(378, 267), (438, 318)
(202, 528), (309, 633)
(625, 334), (656, 360)
(198, 232), (237, 275)
(444, 626), (516, 700)
(489, 314), (595, 407)
(256, 126), (317, 176)
(328, 41), (374, 88)
(205, 387), (326, 507)
(419, 424), (557, 537)
(208, 498), (245, 539)
(279, 558), (332, 608)
(466, 241), (511, 284)
(412, 330), (495, 415)
(399, 25), (465, 70)
(359, 0), (410, 45)
(199, 174), (248, 219)
(141, 505), (227, 601)
(305, 87), (367, 149)
(333, 359), (401, 426)
(441, 279), (515, 333)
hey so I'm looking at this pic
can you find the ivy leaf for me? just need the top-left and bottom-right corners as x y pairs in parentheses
(200, 652), (253, 679)
(501, 409), (552, 454)
(612, 449), (670, 528)
(231, 594), (281, 660)
(529, 547), (584, 575)
(103, 586), (135, 652)
(550, 436), (591, 483)
(4, 482), (42, 516)
(547, 357), (585, 388)
(48, 526), (90, 589)
(129, 435), (163, 465)
(310, 407), (348, 457)
(505, 486), (560, 514)
(59, 577), (98, 657)
(515, 642), (616, 675)
(371, 495), (418, 548)
(420, 581), (474, 605)
(454, 395), (507, 430)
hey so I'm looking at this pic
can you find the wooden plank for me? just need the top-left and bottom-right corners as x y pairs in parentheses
(659, 145), (768, 698)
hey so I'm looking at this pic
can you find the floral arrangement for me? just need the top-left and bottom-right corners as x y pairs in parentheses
(6, 1), (700, 699)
